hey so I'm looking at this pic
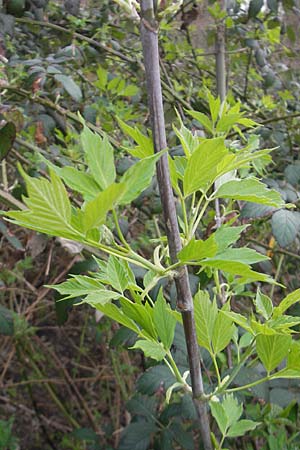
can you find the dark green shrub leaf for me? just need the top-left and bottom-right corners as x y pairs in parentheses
(248, 0), (264, 18)
(0, 305), (14, 336)
(136, 365), (176, 395)
(54, 74), (82, 101)
(271, 210), (300, 247)
(118, 422), (157, 450)
(0, 122), (16, 161)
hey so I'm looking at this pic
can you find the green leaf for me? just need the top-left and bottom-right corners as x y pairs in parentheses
(131, 340), (166, 361)
(216, 113), (242, 134)
(96, 65), (108, 90)
(273, 289), (300, 318)
(105, 256), (132, 293)
(284, 162), (300, 186)
(194, 290), (217, 352)
(58, 166), (101, 200)
(81, 126), (116, 190)
(153, 289), (176, 349)
(54, 74), (82, 102)
(221, 311), (253, 334)
(201, 247), (270, 282)
(210, 400), (227, 435)
(137, 365), (176, 395)
(83, 182), (126, 231)
(254, 289), (273, 320)
(287, 342), (300, 370)
(0, 122), (16, 161)
(203, 258), (271, 282)
(51, 275), (120, 303)
(94, 302), (140, 333)
(0, 305), (14, 336)
(184, 138), (228, 195)
(186, 109), (213, 134)
(120, 298), (157, 339)
(227, 420), (260, 437)
(119, 84), (139, 97)
(5, 167), (83, 240)
(241, 202), (275, 219)
(118, 118), (154, 159)
(256, 334), (292, 373)
(215, 178), (284, 207)
(270, 368), (300, 379)
(222, 394), (243, 427)
(212, 247), (269, 265)
(173, 123), (199, 157)
(207, 91), (221, 124)
(119, 151), (164, 205)
(248, 0), (263, 17)
(268, 315), (300, 332)
(119, 422), (157, 450)
(214, 225), (248, 253)
(271, 210), (300, 247)
(212, 311), (235, 354)
(178, 235), (218, 263)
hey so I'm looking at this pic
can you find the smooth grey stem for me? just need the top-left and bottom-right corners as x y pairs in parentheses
(140, 2), (212, 449)
(215, 3), (226, 103)
(214, 0), (233, 369)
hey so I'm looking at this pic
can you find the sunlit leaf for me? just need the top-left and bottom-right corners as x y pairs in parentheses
(81, 125), (116, 190)
(256, 334), (291, 373)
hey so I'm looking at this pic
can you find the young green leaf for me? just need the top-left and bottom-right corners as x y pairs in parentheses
(207, 91), (221, 125)
(131, 340), (166, 361)
(222, 394), (243, 427)
(178, 235), (218, 263)
(183, 138), (228, 196)
(214, 178), (284, 207)
(227, 420), (260, 437)
(273, 289), (300, 318)
(153, 289), (176, 349)
(83, 182), (126, 231)
(208, 247), (269, 265)
(220, 311), (254, 334)
(214, 225), (248, 253)
(254, 289), (273, 320)
(120, 298), (157, 340)
(5, 167), (83, 240)
(119, 151), (165, 205)
(117, 118), (154, 159)
(210, 400), (228, 435)
(287, 341), (300, 370)
(105, 256), (132, 293)
(186, 110), (214, 134)
(256, 334), (292, 373)
(212, 311), (235, 354)
(94, 302), (140, 334)
(173, 123), (199, 157)
(193, 291), (217, 352)
(81, 125), (116, 190)
(58, 166), (101, 200)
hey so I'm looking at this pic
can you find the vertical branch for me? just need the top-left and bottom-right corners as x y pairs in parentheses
(214, 1), (226, 232)
(140, 2), (212, 449)
(214, 0), (233, 369)
(215, 13), (226, 103)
